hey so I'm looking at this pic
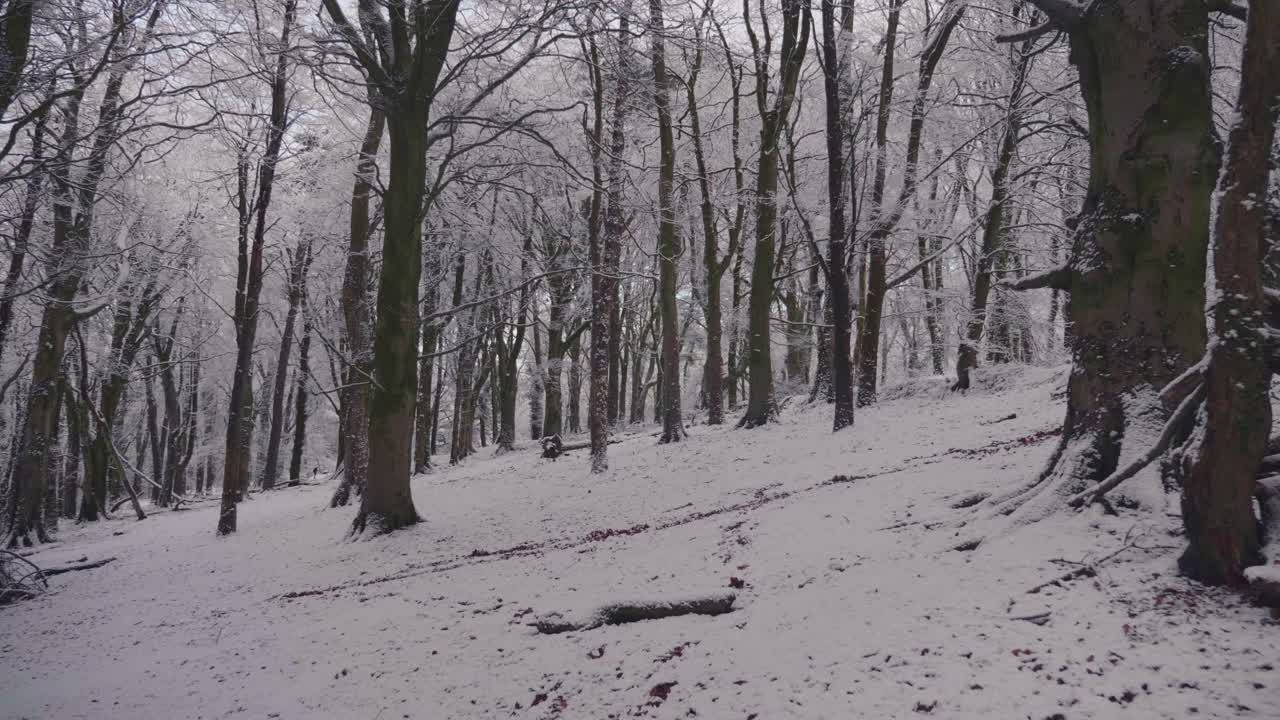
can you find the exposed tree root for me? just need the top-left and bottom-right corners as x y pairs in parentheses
(348, 508), (419, 540)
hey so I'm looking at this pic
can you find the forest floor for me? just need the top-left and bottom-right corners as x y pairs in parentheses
(2, 365), (1277, 720)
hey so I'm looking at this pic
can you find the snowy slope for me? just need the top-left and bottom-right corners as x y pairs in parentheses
(2, 365), (1276, 720)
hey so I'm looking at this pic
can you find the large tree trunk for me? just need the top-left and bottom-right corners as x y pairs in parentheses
(1179, 1), (1277, 585)
(355, 106), (429, 533)
(990, 0), (1214, 529)
(320, 0), (461, 536)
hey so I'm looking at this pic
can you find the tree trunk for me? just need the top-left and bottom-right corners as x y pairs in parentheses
(220, 0), (298, 534)
(331, 103), (383, 508)
(262, 237), (311, 490)
(993, 0), (1214, 528)
(589, 4), (629, 471)
(1179, 0), (1277, 585)
(288, 293), (311, 484)
(854, 0), (904, 407)
(649, 0), (683, 443)
(953, 23), (1032, 390)
(741, 0), (811, 428)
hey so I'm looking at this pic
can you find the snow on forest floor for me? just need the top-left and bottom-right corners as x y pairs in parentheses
(2, 365), (1277, 720)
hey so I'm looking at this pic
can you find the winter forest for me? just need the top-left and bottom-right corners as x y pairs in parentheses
(1, 0), (1279, 717)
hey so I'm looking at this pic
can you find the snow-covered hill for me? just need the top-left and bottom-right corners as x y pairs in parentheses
(2, 365), (1275, 719)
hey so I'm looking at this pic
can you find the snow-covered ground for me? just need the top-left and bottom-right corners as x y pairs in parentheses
(2, 366), (1276, 719)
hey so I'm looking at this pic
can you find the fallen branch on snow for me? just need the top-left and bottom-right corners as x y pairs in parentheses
(41, 557), (117, 577)
(531, 592), (737, 634)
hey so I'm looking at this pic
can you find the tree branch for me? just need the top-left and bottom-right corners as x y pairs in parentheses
(1002, 264), (1071, 291)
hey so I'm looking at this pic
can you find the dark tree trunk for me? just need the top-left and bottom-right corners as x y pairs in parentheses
(331, 103), (383, 508)
(320, 0), (461, 536)
(858, 2), (962, 405)
(414, 245), (442, 472)
(992, 0), (1214, 528)
(288, 293), (311, 484)
(820, 0), (855, 430)
(686, 11), (734, 426)
(740, 0), (810, 428)
(220, 0), (298, 534)
(649, 0), (683, 443)
(854, 0), (903, 407)
(590, 5), (628, 471)
(262, 238), (311, 490)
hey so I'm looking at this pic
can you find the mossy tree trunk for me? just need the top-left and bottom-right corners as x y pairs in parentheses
(740, 0), (810, 428)
(993, 0), (1215, 527)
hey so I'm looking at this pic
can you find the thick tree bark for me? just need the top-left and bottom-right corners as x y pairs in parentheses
(991, 0), (1214, 528)
(1179, 0), (1277, 585)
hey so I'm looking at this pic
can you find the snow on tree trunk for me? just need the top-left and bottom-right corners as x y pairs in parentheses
(1179, 0), (1278, 585)
(981, 0), (1215, 535)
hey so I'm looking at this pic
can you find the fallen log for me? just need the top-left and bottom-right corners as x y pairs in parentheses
(42, 557), (117, 577)
(540, 434), (622, 460)
(532, 592), (737, 634)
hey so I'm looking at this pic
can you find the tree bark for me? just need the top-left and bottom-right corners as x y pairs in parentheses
(820, 0), (855, 430)
(331, 102), (382, 508)
(220, 0), (298, 534)
(740, 0), (811, 428)
(649, 0), (684, 443)
(261, 238), (311, 490)
(1179, 0), (1277, 585)
(590, 4), (629, 471)
(992, 0), (1215, 528)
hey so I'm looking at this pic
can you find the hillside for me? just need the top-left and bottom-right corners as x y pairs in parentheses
(2, 366), (1275, 720)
